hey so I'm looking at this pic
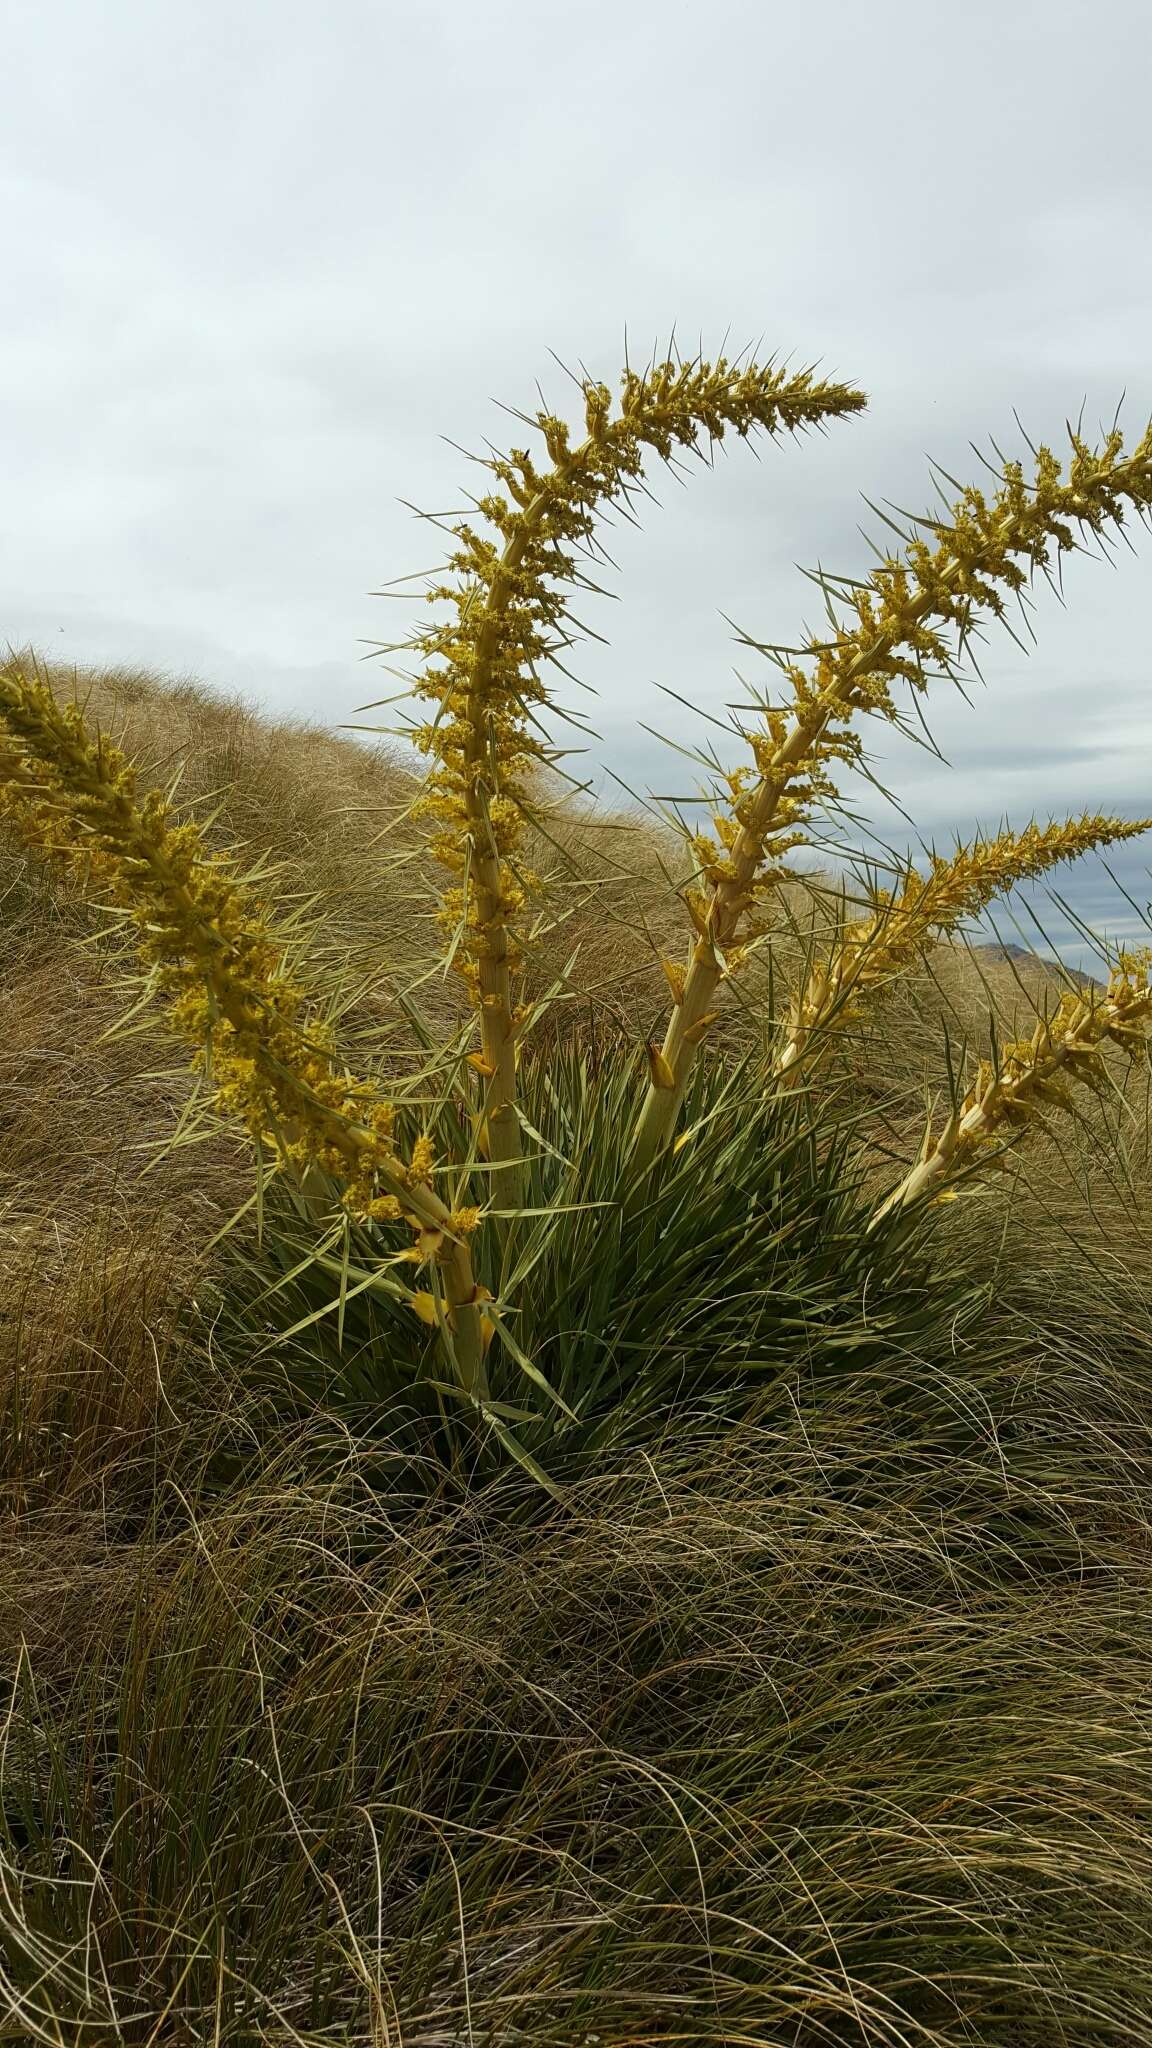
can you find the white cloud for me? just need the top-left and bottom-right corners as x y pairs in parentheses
(1, 0), (1150, 964)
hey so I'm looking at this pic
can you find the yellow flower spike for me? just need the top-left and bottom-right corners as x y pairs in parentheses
(409, 1291), (439, 1327)
(379, 348), (866, 1201)
(772, 811), (1152, 1087)
(871, 954), (1152, 1226)
(637, 421), (1152, 1162)
(0, 655), (491, 1399)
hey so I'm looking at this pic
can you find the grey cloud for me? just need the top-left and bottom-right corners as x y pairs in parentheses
(2, 0), (1150, 964)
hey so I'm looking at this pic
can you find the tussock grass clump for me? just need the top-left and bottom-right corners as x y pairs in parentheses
(5, 1405), (1152, 2043)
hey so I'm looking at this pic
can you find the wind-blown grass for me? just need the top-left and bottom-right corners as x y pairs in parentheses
(5, 1378), (1152, 2044)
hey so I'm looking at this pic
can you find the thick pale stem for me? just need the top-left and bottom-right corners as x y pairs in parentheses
(634, 704), (829, 1166)
(437, 1236), (489, 1400)
(465, 774), (524, 1211)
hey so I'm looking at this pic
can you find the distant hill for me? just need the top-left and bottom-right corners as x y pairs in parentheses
(969, 940), (1102, 993)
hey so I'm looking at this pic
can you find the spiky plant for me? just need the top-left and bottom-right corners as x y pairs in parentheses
(870, 947), (1152, 1225)
(371, 351), (866, 1201)
(773, 812), (1152, 1085)
(2, 337), (1152, 1451)
(7, 337), (1152, 2048)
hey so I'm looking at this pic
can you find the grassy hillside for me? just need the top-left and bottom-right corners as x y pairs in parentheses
(2, 659), (1152, 2042)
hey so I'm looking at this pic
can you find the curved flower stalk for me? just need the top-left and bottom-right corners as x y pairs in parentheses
(386, 351), (867, 1199)
(0, 658), (490, 1393)
(772, 812), (1152, 1086)
(0, 724), (124, 886)
(634, 421), (1152, 1166)
(869, 949), (1152, 1227)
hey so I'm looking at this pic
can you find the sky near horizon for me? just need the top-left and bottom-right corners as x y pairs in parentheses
(2, 0), (1151, 961)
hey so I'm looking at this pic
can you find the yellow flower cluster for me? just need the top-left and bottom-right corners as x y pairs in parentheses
(636, 419), (1152, 1164)
(775, 812), (1152, 1082)
(403, 352), (866, 1000)
(1, 661), (494, 1389)
(0, 659), (440, 1236)
(698, 425), (1152, 914)
(871, 948), (1152, 1223)
(0, 726), (121, 888)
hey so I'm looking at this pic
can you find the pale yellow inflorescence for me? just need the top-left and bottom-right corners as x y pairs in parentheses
(407, 354), (865, 988)
(0, 658), (484, 1266)
(392, 352), (867, 1182)
(773, 812), (1152, 1084)
(635, 419), (1152, 1162)
(870, 948), (1152, 1225)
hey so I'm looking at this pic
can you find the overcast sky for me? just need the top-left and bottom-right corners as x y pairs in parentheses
(3, 0), (1151, 962)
